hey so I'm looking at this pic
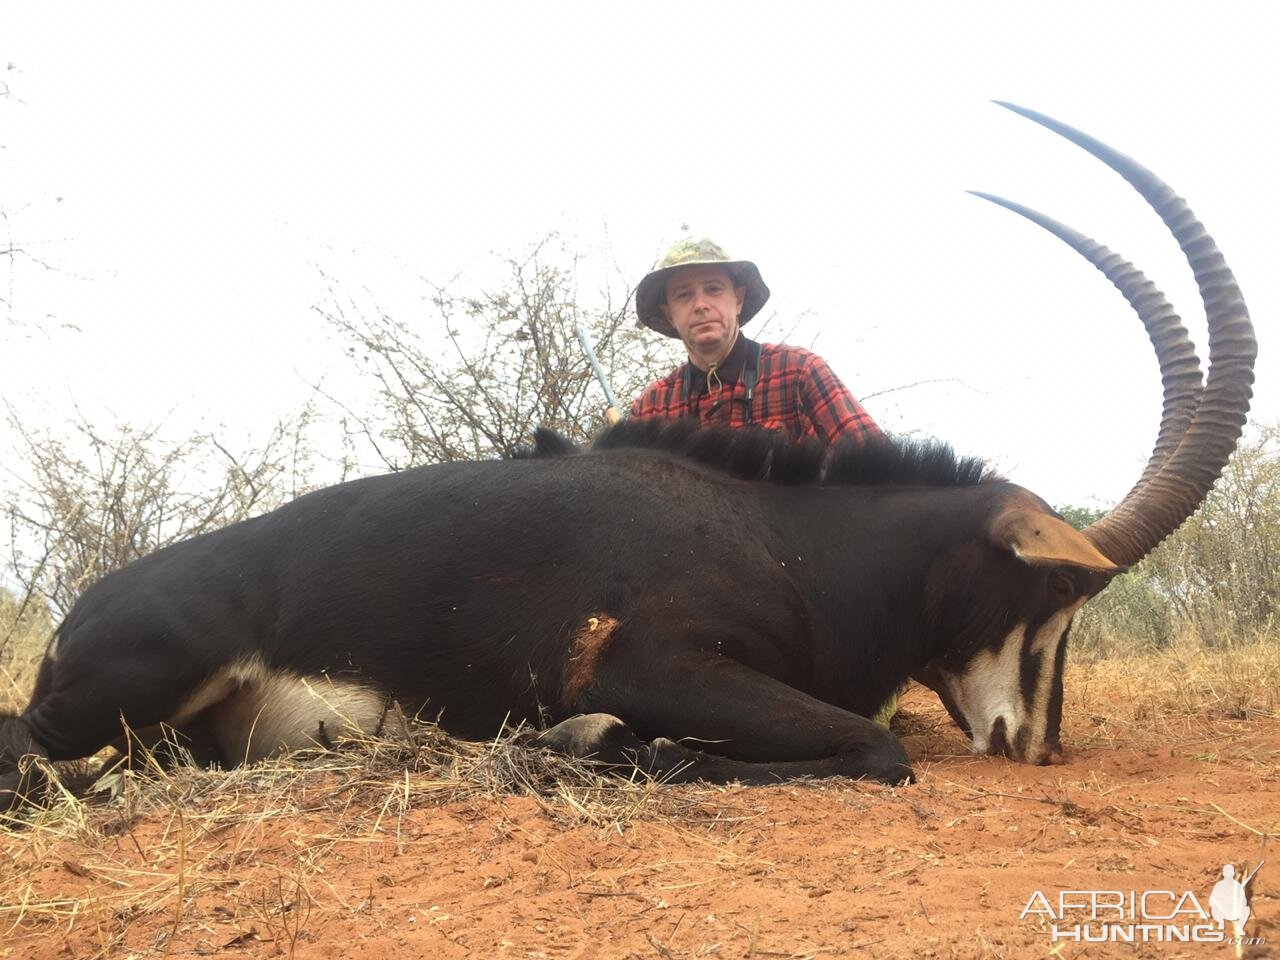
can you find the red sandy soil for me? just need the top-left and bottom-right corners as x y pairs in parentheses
(2, 686), (1277, 960)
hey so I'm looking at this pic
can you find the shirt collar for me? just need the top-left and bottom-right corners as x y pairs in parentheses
(686, 333), (750, 397)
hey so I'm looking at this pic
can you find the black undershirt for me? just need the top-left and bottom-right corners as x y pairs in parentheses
(684, 334), (749, 398)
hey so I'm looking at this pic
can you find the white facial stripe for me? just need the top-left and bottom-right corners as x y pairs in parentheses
(940, 598), (1084, 761)
(948, 624), (1023, 753)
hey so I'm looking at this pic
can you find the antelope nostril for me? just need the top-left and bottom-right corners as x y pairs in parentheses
(987, 717), (1013, 757)
(1027, 739), (1063, 765)
(1013, 724), (1032, 760)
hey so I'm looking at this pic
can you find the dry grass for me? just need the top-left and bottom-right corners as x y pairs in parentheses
(1, 640), (1277, 958)
(1064, 634), (1280, 755)
(4, 597), (1278, 957)
(0, 590), (49, 716)
(0, 713), (739, 952)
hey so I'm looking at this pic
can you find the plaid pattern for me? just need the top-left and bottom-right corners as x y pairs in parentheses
(629, 341), (881, 446)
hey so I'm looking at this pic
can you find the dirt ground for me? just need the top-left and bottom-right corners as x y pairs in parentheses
(2, 661), (1277, 960)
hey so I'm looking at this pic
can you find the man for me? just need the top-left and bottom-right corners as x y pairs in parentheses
(630, 237), (881, 446)
(630, 237), (900, 727)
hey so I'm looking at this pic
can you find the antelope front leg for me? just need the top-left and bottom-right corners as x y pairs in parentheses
(542, 652), (913, 786)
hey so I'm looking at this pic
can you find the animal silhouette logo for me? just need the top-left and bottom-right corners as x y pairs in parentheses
(1210, 861), (1263, 934)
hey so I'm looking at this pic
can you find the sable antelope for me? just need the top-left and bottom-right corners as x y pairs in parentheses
(0, 104), (1255, 806)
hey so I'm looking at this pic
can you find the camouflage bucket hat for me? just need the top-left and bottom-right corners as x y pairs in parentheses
(635, 237), (770, 338)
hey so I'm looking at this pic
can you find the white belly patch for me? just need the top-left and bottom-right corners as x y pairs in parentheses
(169, 657), (388, 764)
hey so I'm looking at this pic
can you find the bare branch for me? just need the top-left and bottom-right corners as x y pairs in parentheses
(320, 234), (680, 466)
(2, 405), (318, 618)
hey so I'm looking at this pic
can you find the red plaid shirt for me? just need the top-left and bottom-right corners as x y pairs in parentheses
(629, 338), (881, 446)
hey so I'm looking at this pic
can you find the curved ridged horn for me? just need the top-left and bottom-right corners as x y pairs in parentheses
(968, 192), (1204, 497)
(992, 102), (1257, 566)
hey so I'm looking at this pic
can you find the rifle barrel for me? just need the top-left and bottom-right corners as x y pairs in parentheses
(573, 325), (621, 415)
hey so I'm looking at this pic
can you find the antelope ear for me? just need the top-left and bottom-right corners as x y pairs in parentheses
(989, 505), (1120, 571)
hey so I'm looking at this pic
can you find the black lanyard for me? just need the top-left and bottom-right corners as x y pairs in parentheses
(681, 339), (761, 424)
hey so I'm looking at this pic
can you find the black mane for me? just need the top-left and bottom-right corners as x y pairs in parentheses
(533, 419), (999, 487)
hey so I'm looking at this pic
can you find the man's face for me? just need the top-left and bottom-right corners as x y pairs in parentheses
(661, 265), (745, 356)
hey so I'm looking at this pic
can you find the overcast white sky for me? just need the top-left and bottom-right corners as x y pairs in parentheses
(3, 1), (1277, 510)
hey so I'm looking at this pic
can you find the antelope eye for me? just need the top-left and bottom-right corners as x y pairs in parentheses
(1049, 571), (1076, 601)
